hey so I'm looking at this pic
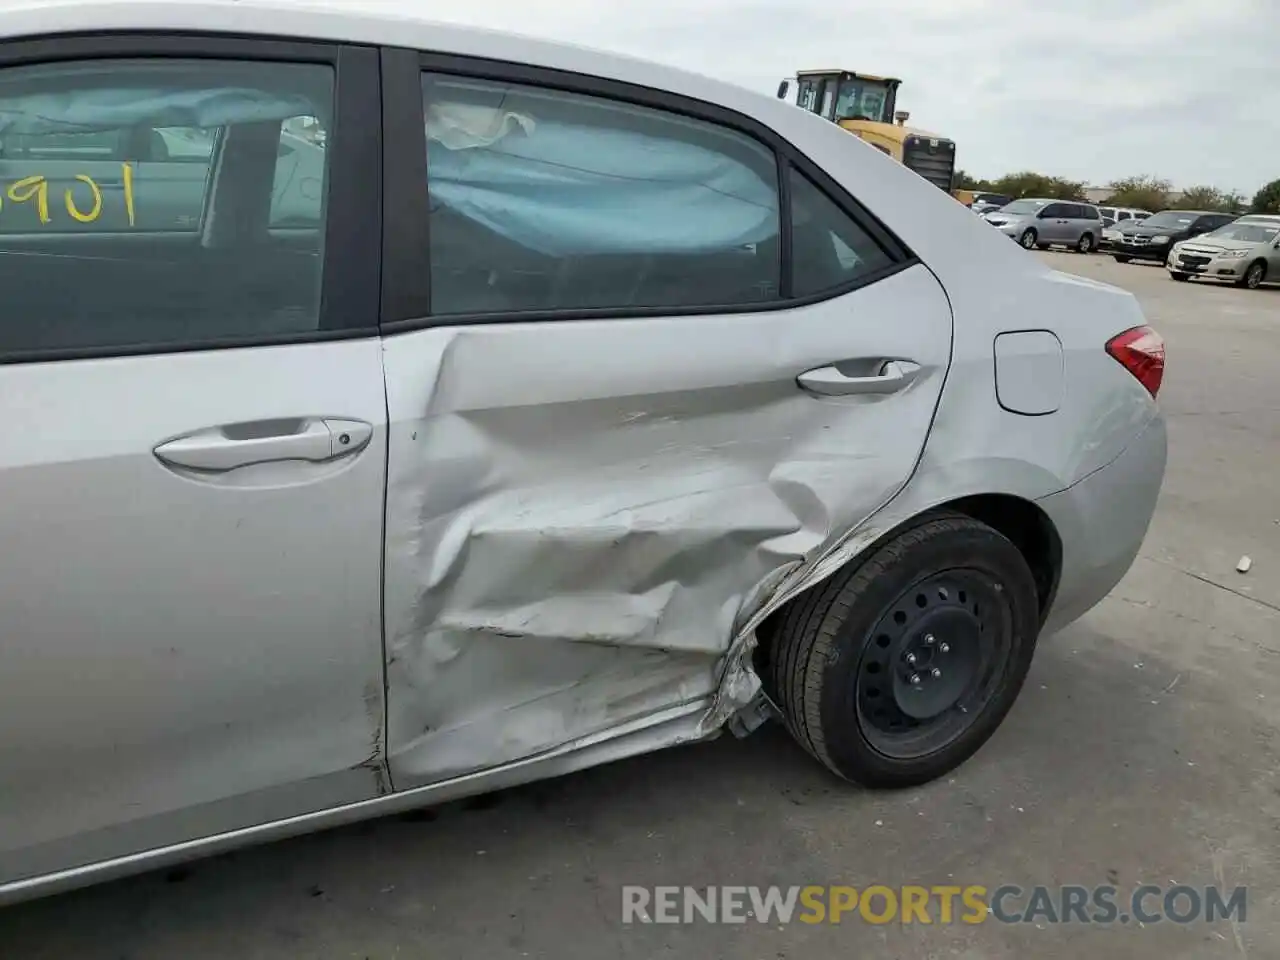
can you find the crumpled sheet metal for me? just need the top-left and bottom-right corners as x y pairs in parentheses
(382, 438), (850, 784)
(380, 311), (941, 787)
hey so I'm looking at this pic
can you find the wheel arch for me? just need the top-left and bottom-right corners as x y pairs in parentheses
(754, 493), (1063, 681)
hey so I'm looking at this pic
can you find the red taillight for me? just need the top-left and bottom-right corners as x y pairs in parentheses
(1106, 325), (1165, 398)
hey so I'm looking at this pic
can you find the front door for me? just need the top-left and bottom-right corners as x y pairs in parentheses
(376, 58), (954, 787)
(0, 38), (387, 887)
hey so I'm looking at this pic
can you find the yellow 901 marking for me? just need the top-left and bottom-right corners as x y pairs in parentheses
(3, 163), (138, 226)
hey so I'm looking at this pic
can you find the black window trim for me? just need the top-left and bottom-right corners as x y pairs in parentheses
(0, 32), (381, 366)
(379, 47), (918, 331)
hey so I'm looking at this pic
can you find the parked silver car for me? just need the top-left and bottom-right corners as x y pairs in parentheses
(984, 198), (1104, 253)
(0, 0), (1168, 905)
(1166, 215), (1280, 288)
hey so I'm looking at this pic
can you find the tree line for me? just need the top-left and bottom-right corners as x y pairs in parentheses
(954, 171), (1280, 216)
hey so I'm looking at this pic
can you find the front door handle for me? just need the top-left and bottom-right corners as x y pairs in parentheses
(797, 360), (921, 397)
(154, 417), (372, 472)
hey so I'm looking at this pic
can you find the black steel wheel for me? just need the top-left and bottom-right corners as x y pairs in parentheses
(770, 513), (1041, 788)
(854, 570), (1011, 760)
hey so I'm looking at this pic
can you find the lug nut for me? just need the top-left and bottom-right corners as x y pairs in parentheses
(931, 667), (942, 679)
(905, 652), (918, 665)
(924, 634), (936, 645)
(939, 642), (950, 654)
(909, 673), (922, 686)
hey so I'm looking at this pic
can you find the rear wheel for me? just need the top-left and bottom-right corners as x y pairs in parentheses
(770, 514), (1040, 788)
(1076, 233), (1095, 253)
(1240, 260), (1267, 289)
(1113, 255), (1131, 263)
(1170, 271), (1191, 282)
(1019, 229), (1038, 250)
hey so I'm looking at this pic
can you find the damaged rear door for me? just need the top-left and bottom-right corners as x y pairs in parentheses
(376, 52), (953, 788)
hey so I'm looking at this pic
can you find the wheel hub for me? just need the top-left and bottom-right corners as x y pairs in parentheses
(891, 609), (981, 719)
(853, 571), (1008, 759)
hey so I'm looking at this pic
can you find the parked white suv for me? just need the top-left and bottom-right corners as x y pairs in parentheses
(1100, 207), (1153, 249)
(1099, 207), (1152, 227)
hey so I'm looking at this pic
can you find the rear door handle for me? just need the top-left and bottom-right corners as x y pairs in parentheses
(797, 360), (921, 397)
(154, 417), (372, 472)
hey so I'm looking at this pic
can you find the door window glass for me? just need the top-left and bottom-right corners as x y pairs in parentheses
(819, 82), (837, 120)
(796, 78), (818, 112)
(789, 167), (893, 297)
(0, 57), (333, 355)
(422, 73), (782, 314)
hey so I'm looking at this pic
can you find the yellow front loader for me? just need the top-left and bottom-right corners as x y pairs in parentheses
(777, 70), (956, 193)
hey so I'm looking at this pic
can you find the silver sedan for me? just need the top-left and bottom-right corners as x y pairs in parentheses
(1, 0), (1167, 905)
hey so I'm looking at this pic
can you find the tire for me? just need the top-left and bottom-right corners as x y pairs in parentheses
(1170, 272), (1191, 282)
(1239, 260), (1267, 290)
(1019, 229), (1038, 250)
(770, 514), (1040, 789)
(1113, 255), (1131, 263)
(1076, 232), (1095, 254)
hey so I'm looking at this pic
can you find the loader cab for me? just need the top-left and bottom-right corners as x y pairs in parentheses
(777, 70), (955, 193)
(781, 71), (902, 126)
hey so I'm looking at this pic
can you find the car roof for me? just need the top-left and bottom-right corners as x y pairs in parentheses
(0, 0), (783, 124)
(1159, 210), (1222, 216)
(1239, 214), (1280, 222)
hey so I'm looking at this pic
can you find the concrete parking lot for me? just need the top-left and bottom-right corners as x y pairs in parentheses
(3, 252), (1277, 959)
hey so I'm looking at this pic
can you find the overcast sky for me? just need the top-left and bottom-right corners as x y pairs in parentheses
(359, 0), (1276, 195)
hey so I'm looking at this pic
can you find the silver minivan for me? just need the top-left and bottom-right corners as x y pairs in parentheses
(984, 198), (1104, 253)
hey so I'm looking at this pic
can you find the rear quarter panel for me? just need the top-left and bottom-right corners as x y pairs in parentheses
(754, 107), (1159, 500)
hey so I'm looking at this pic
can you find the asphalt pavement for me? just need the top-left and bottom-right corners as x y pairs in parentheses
(3, 252), (1278, 959)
